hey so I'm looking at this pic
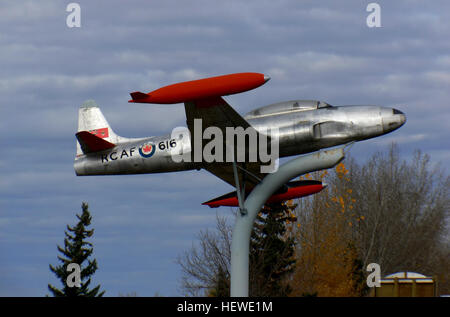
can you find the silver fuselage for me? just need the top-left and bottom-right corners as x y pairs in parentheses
(74, 102), (406, 176)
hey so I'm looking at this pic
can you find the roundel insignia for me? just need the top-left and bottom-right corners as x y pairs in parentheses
(139, 143), (156, 158)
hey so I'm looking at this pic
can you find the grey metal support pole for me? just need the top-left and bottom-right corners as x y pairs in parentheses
(230, 146), (346, 297)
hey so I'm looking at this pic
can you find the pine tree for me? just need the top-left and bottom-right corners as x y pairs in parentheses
(208, 266), (230, 297)
(249, 202), (297, 296)
(48, 202), (105, 297)
(178, 204), (297, 297)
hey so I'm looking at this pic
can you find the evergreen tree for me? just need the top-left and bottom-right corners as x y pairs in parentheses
(48, 202), (105, 297)
(249, 202), (297, 296)
(178, 204), (297, 297)
(208, 266), (230, 297)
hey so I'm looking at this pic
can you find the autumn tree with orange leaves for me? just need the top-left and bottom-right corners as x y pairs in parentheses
(290, 144), (449, 296)
(289, 163), (366, 296)
(177, 144), (449, 296)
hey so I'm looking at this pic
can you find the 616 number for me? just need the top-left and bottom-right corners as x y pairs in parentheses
(158, 139), (176, 151)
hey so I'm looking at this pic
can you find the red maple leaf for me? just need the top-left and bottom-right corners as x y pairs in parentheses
(143, 144), (153, 153)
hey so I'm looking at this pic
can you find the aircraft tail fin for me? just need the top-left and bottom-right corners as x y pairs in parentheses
(76, 100), (120, 156)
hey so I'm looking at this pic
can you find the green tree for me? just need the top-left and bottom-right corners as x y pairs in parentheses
(48, 202), (105, 297)
(208, 266), (230, 297)
(177, 203), (297, 297)
(249, 202), (297, 296)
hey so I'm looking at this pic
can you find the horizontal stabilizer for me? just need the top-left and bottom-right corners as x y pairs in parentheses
(129, 91), (150, 103)
(76, 131), (116, 154)
(203, 180), (325, 208)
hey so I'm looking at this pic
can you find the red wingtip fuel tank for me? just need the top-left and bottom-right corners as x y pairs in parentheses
(203, 181), (326, 208)
(129, 72), (270, 104)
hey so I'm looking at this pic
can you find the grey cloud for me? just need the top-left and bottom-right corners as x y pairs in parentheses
(1, 0), (449, 296)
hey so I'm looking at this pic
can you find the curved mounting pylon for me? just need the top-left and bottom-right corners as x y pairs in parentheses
(230, 145), (348, 297)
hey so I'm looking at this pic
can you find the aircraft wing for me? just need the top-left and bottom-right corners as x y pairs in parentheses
(128, 72), (272, 193)
(184, 96), (268, 191)
(184, 96), (252, 133)
(204, 161), (266, 192)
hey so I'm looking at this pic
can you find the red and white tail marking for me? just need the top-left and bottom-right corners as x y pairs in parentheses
(76, 100), (120, 156)
(89, 127), (109, 139)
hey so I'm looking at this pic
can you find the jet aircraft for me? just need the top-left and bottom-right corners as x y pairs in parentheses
(74, 73), (406, 207)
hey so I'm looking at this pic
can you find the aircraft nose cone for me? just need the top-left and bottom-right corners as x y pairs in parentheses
(263, 75), (271, 83)
(383, 108), (406, 132)
(393, 108), (406, 126)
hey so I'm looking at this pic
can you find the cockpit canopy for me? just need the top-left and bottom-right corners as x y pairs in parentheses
(245, 100), (333, 119)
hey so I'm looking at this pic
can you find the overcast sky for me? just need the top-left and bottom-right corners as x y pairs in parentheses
(1, 0), (449, 296)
